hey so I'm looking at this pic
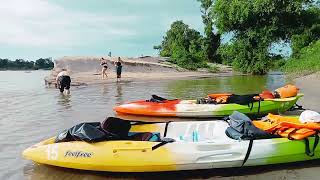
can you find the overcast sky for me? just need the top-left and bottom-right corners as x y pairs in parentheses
(0, 0), (205, 60)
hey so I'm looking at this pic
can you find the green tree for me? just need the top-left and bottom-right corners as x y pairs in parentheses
(197, 0), (221, 63)
(0, 58), (53, 70)
(35, 58), (54, 69)
(213, 0), (320, 74)
(291, 7), (320, 56)
(156, 20), (207, 70)
(14, 59), (27, 69)
(0, 59), (9, 69)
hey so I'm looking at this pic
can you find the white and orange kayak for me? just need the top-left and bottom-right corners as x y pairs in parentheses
(113, 94), (303, 117)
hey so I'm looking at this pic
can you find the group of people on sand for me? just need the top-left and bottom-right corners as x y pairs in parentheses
(55, 57), (124, 95)
(100, 57), (123, 81)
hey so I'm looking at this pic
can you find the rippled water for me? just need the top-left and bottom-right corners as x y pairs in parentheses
(1, 70), (319, 180)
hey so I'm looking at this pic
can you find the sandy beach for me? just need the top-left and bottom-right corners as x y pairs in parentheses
(44, 56), (233, 87)
(294, 72), (320, 112)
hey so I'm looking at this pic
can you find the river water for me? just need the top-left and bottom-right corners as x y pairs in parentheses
(1, 70), (319, 180)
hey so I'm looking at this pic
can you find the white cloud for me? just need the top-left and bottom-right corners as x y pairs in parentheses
(0, 0), (138, 47)
(0, 0), (205, 59)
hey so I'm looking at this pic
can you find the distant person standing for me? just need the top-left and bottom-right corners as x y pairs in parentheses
(114, 57), (123, 82)
(56, 69), (71, 95)
(100, 57), (108, 79)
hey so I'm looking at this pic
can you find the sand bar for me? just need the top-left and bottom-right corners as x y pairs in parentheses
(45, 56), (233, 87)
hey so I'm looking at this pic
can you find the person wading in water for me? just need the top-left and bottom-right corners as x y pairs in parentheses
(56, 69), (71, 95)
(100, 57), (108, 79)
(114, 57), (123, 82)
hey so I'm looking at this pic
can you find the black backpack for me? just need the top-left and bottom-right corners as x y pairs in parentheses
(100, 117), (131, 139)
(55, 117), (131, 143)
(226, 94), (260, 105)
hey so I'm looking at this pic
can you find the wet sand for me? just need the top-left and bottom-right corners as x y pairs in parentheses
(294, 72), (320, 112)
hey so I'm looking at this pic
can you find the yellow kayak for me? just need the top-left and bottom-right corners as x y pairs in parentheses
(23, 120), (320, 172)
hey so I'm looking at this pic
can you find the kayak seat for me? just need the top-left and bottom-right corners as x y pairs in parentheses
(128, 132), (161, 142)
(146, 95), (168, 103)
(196, 97), (217, 104)
(165, 121), (232, 142)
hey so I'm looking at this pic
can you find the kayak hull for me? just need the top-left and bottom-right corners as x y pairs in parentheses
(114, 95), (303, 117)
(23, 119), (320, 172)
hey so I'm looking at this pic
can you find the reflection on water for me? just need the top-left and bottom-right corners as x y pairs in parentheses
(0, 71), (316, 180)
(57, 94), (72, 110)
(167, 73), (288, 99)
(101, 85), (110, 96)
(115, 82), (123, 103)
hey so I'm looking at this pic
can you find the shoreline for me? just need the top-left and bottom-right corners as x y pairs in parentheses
(45, 71), (235, 87)
(45, 56), (234, 87)
(293, 72), (320, 112)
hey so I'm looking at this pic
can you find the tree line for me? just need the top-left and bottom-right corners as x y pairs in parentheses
(155, 0), (320, 74)
(0, 58), (54, 70)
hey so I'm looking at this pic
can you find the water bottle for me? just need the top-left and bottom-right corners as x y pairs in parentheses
(193, 131), (199, 142)
(179, 131), (199, 142)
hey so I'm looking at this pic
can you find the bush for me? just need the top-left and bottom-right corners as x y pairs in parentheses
(272, 59), (287, 70)
(219, 39), (272, 75)
(218, 43), (236, 65)
(282, 40), (320, 75)
(170, 47), (208, 70)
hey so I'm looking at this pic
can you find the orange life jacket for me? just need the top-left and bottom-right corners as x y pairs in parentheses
(274, 84), (299, 99)
(253, 114), (320, 140)
(207, 93), (232, 104)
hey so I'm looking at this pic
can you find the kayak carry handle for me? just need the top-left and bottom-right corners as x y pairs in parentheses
(152, 138), (175, 151)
